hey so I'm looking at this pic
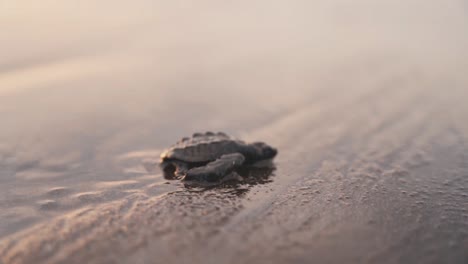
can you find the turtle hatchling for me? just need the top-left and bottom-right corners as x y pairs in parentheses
(160, 132), (277, 183)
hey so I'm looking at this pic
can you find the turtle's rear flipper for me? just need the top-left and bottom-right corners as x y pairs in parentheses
(183, 153), (245, 182)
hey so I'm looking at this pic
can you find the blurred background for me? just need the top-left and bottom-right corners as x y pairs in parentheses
(0, 1), (467, 263)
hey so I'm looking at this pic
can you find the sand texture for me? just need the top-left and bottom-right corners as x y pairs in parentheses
(1, 1), (467, 263)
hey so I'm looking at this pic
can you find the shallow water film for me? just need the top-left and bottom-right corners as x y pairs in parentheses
(1, 1), (468, 263)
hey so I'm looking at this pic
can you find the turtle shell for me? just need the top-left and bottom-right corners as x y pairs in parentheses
(160, 132), (247, 163)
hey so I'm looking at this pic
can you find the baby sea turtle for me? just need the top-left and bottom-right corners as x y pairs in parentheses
(160, 132), (277, 183)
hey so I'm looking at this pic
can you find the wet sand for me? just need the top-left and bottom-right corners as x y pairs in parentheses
(1, 1), (468, 263)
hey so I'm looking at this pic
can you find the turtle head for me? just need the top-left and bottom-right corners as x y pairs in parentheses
(251, 142), (277, 160)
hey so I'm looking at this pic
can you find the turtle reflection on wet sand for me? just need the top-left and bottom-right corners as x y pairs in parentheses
(160, 132), (277, 185)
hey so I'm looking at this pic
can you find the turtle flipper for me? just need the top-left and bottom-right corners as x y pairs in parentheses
(183, 153), (245, 182)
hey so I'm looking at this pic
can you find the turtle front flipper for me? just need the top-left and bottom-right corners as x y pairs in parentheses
(183, 153), (245, 182)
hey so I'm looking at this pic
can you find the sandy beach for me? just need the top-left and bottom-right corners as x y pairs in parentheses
(1, 1), (467, 263)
